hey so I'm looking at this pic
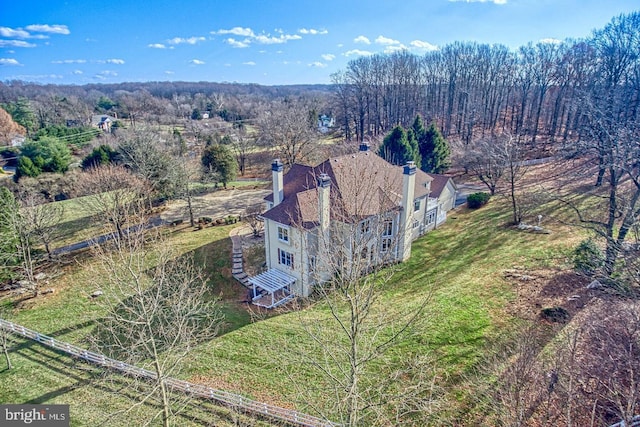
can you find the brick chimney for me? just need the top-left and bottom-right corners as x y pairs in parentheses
(399, 161), (416, 262)
(271, 159), (284, 207)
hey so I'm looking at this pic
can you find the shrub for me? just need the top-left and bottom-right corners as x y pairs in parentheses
(573, 238), (604, 275)
(467, 192), (490, 209)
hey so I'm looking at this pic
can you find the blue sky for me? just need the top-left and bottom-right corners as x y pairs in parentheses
(1, 0), (638, 86)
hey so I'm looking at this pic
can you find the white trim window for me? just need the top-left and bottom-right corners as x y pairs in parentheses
(278, 248), (294, 269)
(414, 199), (421, 212)
(426, 209), (437, 225)
(360, 218), (371, 234)
(382, 219), (393, 237)
(381, 237), (392, 253)
(277, 225), (289, 243)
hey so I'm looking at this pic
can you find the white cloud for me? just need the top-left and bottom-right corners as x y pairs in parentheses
(189, 59), (205, 65)
(309, 61), (327, 68)
(384, 45), (407, 53)
(25, 24), (70, 35)
(225, 38), (250, 48)
(218, 28), (303, 47)
(254, 33), (301, 44)
(375, 35), (401, 46)
(354, 36), (371, 45)
(167, 36), (206, 45)
(106, 59), (125, 64)
(215, 27), (255, 37)
(73, 69), (83, 75)
(0, 40), (36, 48)
(539, 38), (562, 44)
(243, 61), (256, 66)
(52, 59), (87, 64)
(448, 0), (507, 3)
(165, 70), (175, 74)
(344, 49), (373, 57)
(148, 43), (167, 49)
(321, 54), (335, 61)
(0, 27), (30, 38)
(299, 28), (328, 35)
(0, 58), (21, 66)
(410, 40), (439, 52)
(94, 71), (117, 79)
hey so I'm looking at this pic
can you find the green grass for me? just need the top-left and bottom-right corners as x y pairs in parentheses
(1, 197), (585, 425)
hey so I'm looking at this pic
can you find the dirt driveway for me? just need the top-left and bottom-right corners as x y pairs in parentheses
(160, 188), (271, 223)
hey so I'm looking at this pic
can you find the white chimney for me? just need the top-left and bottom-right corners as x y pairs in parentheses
(272, 159), (284, 207)
(399, 161), (416, 262)
(317, 173), (331, 231)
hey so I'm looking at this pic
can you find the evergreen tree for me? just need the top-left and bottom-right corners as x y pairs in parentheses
(82, 145), (119, 169)
(419, 122), (451, 174)
(16, 137), (71, 178)
(378, 125), (420, 166)
(201, 144), (238, 188)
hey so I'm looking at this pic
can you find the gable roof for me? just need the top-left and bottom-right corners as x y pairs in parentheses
(427, 173), (456, 198)
(263, 151), (433, 228)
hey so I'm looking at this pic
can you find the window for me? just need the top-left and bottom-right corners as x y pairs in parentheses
(381, 238), (392, 253)
(427, 209), (437, 225)
(360, 246), (369, 259)
(414, 199), (421, 211)
(278, 248), (294, 269)
(277, 226), (289, 243)
(360, 219), (371, 234)
(308, 255), (316, 272)
(413, 219), (420, 229)
(382, 219), (393, 236)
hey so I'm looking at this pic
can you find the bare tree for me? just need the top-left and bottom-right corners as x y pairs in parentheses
(77, 165), (150, 240)
(18, 189), (63, 260)
(243, 205), (263, 238)
(88, 211), (223, 427)
(258, 98), (318, 167)
(286, 163), (435, 426)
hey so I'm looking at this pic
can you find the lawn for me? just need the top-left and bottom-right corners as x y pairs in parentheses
(0, 194), (584, 425)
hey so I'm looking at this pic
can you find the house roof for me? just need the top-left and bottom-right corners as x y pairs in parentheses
(262, 151), (433, 228)
(427, 173), (456, 198)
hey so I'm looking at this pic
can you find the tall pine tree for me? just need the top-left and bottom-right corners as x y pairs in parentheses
(378, 125), (420, 167)
(418, 120), (450, 174)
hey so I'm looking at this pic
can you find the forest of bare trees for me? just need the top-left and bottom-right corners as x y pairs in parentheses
(330, 12), (639, 151)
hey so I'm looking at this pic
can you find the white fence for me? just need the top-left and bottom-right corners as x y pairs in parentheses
(0, 318), (337, 427)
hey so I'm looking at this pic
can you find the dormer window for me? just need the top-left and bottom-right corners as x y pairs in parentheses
(278, 225), (289, 243)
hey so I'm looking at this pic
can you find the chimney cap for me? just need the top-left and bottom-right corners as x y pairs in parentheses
(403, 161), (417, 176)
(271, 159), (284, 172)
(317, 173), (331, 188)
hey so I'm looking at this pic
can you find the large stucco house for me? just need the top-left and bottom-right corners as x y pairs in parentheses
(248, 144), (456, 308)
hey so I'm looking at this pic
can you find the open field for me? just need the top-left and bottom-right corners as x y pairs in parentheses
(1, 161), (599, 425)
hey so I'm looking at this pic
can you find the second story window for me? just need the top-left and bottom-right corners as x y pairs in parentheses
(278, 248), (294, 269)
(382, 219), (393, 237)
(360, 219), (371, 234)
(278, 226), (289, 243)
(414, 200), (421, 211)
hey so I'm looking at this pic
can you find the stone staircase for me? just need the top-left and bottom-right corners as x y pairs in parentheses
(230, 225), (251, 288)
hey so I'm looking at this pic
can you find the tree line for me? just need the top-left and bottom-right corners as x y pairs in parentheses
(330, 11), (640, 150)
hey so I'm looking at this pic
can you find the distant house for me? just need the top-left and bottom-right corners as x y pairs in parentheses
(91, 115), (114, 132)
(201, 112), (210, 119)
(318, 114), (335, 133)
(248, 144), (457, 308)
